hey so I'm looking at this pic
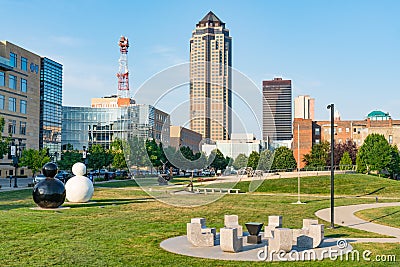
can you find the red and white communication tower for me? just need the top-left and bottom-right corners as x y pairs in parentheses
(117, 36), (130, 99)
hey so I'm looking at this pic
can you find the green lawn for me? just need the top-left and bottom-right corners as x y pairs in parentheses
(231, 174), (400, 197)
(355, 206), (400, 228)
(0, 176), (399, 266)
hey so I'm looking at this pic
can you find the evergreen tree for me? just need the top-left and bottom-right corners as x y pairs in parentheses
(339, 151), (352, 170)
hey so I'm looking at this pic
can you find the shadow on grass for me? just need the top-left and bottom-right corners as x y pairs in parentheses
(356, 187), (386, 197)
(0, 203), (33, 211)
(64, 197), (155, 208)
(367, 209), (400, 223)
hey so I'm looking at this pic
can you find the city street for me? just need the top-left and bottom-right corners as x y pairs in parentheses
(0, 177), (32, 190)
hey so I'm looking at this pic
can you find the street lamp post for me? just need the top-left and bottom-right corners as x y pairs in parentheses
(11, 139), (23, 188)
(82, 145), (90, 182)
(327, 104), (335, 228)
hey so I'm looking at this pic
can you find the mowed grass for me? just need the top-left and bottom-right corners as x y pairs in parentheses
(0, 178), (399, 266)
(355, 206), (400, 228)
(232, 174), (400, 197)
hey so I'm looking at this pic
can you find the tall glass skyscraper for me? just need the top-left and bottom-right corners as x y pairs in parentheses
(40, 57), (63, 160)
(62, 103), (170, 151)
(262, 78), (292, 143)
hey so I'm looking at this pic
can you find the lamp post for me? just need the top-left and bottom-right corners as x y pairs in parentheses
(11, 139), (23, 188)
(82, 145), (90, 182)
(327, 104), (335, 228)
(292, 123), (305, 205)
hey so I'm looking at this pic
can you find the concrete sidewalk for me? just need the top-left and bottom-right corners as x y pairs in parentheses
(315, 202), (400, 242)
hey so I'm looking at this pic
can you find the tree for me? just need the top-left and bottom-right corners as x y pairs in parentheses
(332, 141), (358, 166)
(247, 151), (260, 170)
(19, 149), (51, 177)
(146, 139), (162, 170)
(210, 149), (229, 171)
(339, 151), (353, 170)
(57, 150), (82, 171)
(128, 136), (149, 169)
(388, 145), (400, 178)
(303, 141), (330, 168)
(110, 138), (127, 170)
(180, 146), (195, 161)
(356, 134), (392, 174)
(88, 145), (113, 170)
(0, 117), (10, 159)
(233, 153), (248, 170)
(258, 150), (274, 171)
(272, 146), (297, 171)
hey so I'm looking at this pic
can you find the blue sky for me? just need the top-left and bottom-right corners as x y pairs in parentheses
(2, 0), (399, 128)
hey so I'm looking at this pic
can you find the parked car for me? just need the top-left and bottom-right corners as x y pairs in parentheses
(104, 171), (116, 180)
(55, 171), (72, 183)
(115, 170), (128, 178)
(33, 174), (46, 185)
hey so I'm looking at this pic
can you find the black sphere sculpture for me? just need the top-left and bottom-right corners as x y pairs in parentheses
(33, 162), (66, 208)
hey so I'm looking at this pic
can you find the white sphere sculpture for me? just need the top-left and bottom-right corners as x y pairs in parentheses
(65, 162), (94, 203)
(72, 162), (86, 176)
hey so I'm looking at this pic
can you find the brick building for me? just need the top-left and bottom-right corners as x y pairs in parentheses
(293, 111), (400, 168)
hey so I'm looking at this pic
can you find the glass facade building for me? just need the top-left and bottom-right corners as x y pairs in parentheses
(62, 104), (170, 151)
(40, 57), (63, 160)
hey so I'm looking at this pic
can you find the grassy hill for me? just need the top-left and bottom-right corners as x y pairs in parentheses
(232, 174), (400, 197)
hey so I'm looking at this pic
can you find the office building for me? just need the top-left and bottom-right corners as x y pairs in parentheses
(293, 110), (400, 168)
(170, 126), (202, 153)
(190, 11), (232, 141)
(202, 133), (266, 159)
(0, 41), (42, 176)
(62, 102), (170, 151)
(263, 78), (292, 144)
(294, 95), (314, 120)
(40, 57), (63, 161)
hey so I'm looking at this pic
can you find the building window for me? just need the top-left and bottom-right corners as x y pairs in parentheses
(8, 97), (16, 112)
(9, 75), (17, 89)
(21, 57), (28, 71)
(389, 135), (393, 144)
(314, 128), (320, 135)
(19, 122), (26, 135)
(338, 128), (342, 133)
(0, 72), (4, 86)
(346, 128), (349, 133)
(315, 139), (320, 144)
(0, 95), (4, 109)
(10, 52), (17, 67)
(20, 100), (27, 114)
(21, 78), (27, 92)
(8, 120), (16, 134)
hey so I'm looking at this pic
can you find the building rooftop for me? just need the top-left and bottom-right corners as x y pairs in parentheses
(197, 11), (225, 27)
(367, 110), (390, 118)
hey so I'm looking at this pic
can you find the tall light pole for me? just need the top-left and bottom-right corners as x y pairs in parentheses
(293, 123), (305, 204)
(327, 104), (335, 228)
(11, 139), (23, 188)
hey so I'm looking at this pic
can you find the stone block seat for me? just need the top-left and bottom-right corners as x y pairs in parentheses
(187, 218), (216, 247)
(224, 215), (243, 236)
(292, 218), (324, 248)
(220, 227), (243, 253)
(269, 228), (293, 252)
(264, 215), (282, 238)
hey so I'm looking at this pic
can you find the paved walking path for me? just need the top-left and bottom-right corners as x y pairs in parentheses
(315, 202), (400, 243)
